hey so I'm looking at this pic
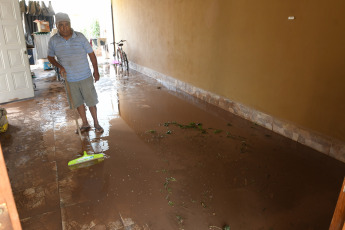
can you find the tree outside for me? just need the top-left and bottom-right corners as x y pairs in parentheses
(81, 19), (100, 46)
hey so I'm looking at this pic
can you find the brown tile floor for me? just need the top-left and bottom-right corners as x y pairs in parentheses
(1, 64), (345, 230)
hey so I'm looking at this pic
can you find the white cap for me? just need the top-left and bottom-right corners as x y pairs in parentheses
(55, 12), (70, 25)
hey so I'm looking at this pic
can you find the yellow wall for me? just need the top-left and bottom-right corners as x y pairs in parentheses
(112, 0), (345, 142)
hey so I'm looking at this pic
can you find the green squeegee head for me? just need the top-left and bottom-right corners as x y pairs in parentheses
(68, 151), (104, 166)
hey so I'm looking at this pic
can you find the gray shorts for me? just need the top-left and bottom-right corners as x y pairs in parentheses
(67, 76), (98, 108)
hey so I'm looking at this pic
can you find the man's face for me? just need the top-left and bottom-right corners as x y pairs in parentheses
(57, 21), (71, 37)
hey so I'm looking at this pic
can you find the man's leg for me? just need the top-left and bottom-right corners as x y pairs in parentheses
(77, 104), (89, 127)
(89, 105), (103, 132)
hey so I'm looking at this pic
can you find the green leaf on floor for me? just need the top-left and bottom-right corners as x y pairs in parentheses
(223, 225), (230, 230)
(201, 201), (207, 208)
(214, 129), (223, 134)
(176, 215), (183, 224)
(156, 169), (168, 173)
(226, 132), (235, 139)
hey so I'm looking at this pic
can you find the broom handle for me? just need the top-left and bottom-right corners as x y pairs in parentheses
(62, 72), (83, 143)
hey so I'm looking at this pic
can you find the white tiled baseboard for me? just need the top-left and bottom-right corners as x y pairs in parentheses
(130, 62), (345, 163)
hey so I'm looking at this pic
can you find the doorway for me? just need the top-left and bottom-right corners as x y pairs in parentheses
(26, 0), (115, 83)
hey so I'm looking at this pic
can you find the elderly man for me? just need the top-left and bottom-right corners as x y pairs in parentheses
(48, 12), (103, 133)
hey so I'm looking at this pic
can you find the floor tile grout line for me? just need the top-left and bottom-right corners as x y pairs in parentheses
(53, 115), (65, 230)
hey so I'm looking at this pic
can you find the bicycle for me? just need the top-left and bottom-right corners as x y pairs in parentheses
(113, 40), (129, 72)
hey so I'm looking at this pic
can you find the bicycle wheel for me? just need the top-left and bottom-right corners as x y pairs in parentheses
(116, 49), (121, 63)
(120, 52), (126, 69)
(122, 52), (129, 72)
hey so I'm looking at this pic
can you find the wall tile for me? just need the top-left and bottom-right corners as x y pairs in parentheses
(297, 129), (332, 155)
(251, 110), (273, 130)
(273, 119), (300, 141)
(330, 140), (345, 162)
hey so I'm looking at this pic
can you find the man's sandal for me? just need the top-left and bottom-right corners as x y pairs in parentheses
(80, 125), (91, 132)
(76, 125), (91, 134)
(95, 125), (104, 133)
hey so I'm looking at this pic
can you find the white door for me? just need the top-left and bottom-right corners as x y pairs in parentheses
(0, 0), (34, 104)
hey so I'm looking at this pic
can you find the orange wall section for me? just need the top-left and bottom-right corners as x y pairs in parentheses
(112, 0), (345, 142)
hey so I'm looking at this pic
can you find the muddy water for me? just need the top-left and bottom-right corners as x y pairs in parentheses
(1, 65), (345, 230)
(108, 70), (345, 230)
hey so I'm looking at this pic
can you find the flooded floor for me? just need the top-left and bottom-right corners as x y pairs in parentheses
(1, 64), (345, 230)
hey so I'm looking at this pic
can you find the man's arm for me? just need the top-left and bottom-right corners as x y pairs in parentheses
(47, 56), (66, 75)
(88, 52), (100, 82)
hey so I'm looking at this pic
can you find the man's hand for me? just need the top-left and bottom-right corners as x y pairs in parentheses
(47, 56), (65, 77)
(93, 71), (100, 82)
(88, 52), (99, 83)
